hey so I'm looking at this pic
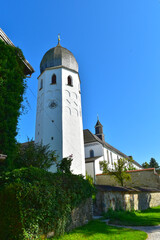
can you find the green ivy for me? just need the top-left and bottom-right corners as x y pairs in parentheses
(0, 39), (26, 170)
(0, 167), (95, 239)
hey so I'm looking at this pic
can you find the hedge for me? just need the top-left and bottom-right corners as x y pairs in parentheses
(0, 167), (94, 239)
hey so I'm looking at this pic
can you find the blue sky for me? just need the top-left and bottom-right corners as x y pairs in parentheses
(1, 0), (160, 165)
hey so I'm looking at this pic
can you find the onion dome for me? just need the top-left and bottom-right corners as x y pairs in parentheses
(40, 40), (78, 73)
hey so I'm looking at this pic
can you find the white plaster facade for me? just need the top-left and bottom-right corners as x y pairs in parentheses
(35, 40), (142, 179)
(35, 66), (85, 175)
(84, 129), (142, 181)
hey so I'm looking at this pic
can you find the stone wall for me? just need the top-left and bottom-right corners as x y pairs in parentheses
(94, 185), (160, 214)
(45, 198), (93, 238)
(96, 168), (160, 189)
(67, 198), (93, 231)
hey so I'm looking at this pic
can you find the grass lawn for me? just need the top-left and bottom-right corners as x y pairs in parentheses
(53, 220), (147, 240)
(104, 206), (160, 226)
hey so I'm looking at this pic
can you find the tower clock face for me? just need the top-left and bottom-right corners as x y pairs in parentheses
(49, 100), (58, 109)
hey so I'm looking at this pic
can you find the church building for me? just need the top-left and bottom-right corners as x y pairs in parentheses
(35, 37), (142, 177)
(84, 120), (142, 181)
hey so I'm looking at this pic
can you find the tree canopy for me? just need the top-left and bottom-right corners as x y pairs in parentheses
(142, 158), (159, 170)
(100, 158), (133, 186)
(142, 162), (150, 169)
(149, 158), (159, 170)
(0, 39), (26, 169)
(14, 140), (57, 170)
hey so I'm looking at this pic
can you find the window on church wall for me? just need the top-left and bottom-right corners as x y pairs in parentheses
(51, 74), (56, 84)
(107, 150), (110, 164)
(90, 149), (94, 158)
(67, 76), (73, 86)
(99, 161), (103, 171)
(110, 152), (113, 165)
(40, 79), (43, 90)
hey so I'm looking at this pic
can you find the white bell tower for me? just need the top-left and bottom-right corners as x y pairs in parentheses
(35, 36), (85, 175)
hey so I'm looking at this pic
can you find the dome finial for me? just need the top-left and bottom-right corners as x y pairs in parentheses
(58, 33), (61, 45)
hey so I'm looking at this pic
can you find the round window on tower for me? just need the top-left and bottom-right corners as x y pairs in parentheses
(67, 76), (73, 87)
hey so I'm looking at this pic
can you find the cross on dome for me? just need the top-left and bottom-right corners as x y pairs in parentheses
(58, 34), (60, 45)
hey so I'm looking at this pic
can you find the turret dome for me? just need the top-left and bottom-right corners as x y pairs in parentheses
(40, 43), (78, 73)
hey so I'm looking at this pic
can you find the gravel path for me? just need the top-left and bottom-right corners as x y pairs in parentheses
(108, 224), (160, 240)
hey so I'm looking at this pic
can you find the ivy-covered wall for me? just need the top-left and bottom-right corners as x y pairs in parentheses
(0, 39), (26, 169)
(0, 167), (94, 239)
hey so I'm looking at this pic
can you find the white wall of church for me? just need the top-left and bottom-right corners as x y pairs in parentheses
(62, 68), (85, 175)
(35, 67), (85, 175)
(86, 162), (94, 179)
(103, 148), (119, 170)
(94, 156), (104, 174)
(85, 142), (141, 179)
(35, 68), (63, 172)
(85, 142), (103, 158)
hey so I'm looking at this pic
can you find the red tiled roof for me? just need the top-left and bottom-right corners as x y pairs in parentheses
(96, 168), (158, 176)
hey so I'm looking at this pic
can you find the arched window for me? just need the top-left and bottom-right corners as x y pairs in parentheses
(67, 76), (73, 86)
(107, 150), (110, 164)
(90, 149), (94, 158)
(110, 152), (113, 165)
(40, 79), (43, 90)
(51, 74), (56, 84)
(96, 127), (99, 134)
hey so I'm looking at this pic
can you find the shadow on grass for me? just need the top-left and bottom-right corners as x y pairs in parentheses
(54, 220), (147, 240)
(141, 207), (160, 213)
(105, 206), (160, 226)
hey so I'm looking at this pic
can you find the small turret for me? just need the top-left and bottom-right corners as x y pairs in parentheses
(95, 118), (105, 141)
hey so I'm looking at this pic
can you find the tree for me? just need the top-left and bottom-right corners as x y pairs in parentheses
(56, 154), (73, 174)
(149, 158), (159, 170)
(142, 158), (159, 170)
(99, 160), (109, 173)
(142, 162), (150, 169)
(86, 171), (94, 185)
(110, 158), (131, 186)
(100, 158), (132, 186)
(14, 140), (57, 171)
(0, 39), (26, 169)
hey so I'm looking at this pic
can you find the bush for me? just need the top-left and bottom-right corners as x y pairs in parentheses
(14, 140), (57, 170)
(0, 167), (94, 239)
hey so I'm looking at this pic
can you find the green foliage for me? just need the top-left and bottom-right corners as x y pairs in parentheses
(126, 157), (136, 170)
(0, 183), (24, 239)
(0, 39), (26, 169)
(142, 162), (150, 169)
(110, 158), (131, 186)
(86, 172), (94, 185)
(100, 158), (132, 186)
(53, 220), (147, 240)
(0, 167), (95, 239)
(14, 140), (57, 170)
(142, 158), (159, 170)
(127, 164), (136, 170)
(99, 160), (109, 173)
(149, 158), (159, 170)
(103, 206), (160, 226)
(56, 155), (73, 174)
